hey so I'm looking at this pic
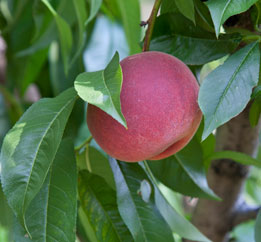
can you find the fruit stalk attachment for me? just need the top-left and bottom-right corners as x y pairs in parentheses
(142, 0), (162, 52)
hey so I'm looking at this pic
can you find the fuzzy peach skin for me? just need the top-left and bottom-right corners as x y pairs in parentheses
(87, 51), (202, 162)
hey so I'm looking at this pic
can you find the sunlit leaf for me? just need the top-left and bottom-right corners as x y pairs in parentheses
(199, 42), (260, 140)
(0, 88), (77, 234)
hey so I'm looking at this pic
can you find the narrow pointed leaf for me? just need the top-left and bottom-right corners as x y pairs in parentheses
(150, 13), (240, 65)
(41, 0), (73, 72)
(85, 0), (102, 25)
(78, 170), (133, 242)
(88, 140), (116, 190)
(199, 42), (260, 140)
(148, 137), (218, 199)
(115, 0), (141, 54)
(208, 151), (261, 168)
(71, 0), (88, 64)
(17, 139), (77, 241)
(175, 138), (218, 200)
(74, 52), (127, 128)
(206, 0), (258, 36)
(142, 162), (211, 242)
(175, 0), (195, 23)
(154, 187), (210, 242)
(109, 158), (174, 242)
(0, 88), (77, 232)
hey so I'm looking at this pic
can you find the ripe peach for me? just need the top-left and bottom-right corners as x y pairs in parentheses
(87, 51), (202, 162)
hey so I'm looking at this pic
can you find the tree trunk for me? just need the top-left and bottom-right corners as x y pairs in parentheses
(190, 105), (261, 242)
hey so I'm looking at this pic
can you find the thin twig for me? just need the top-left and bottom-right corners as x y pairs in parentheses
(74, 136), (93, 154)
(142, 0), (162, 52)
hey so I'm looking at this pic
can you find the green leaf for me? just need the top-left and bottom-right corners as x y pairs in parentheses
(143, 162), (211, 242)
(41, 0), (73, 73)
(252, 85), (261, 99)
(208, 151), (261, 168)
(78, 170), (133, 242)
(175, 138), (218, 199)
(20, 48), (48, 94)
(49, 40), (85, 95)
(195, 122), (216, 169)
(249, 96), (261, 127)
(206, 0), (259, 36)
(0, 95), (10, 148)
(15, 139), (78, 241)
(88, 140), (116, 190)
(109, 158), (175, 242)
(74, 52), (127, 128)
(199, 42), (260, 140)
(0, 180), (12, 230)
(154, 188), (210, 242)
(71, 0), (88, 65)
(194, 0), (214, 32)
(0, 88), (77, 234)
(160, 0), (178, 14)
(249, 86), (261, 126)
(148, 137), (218, 199)
(115, 0), (141, 54)
(254, 1), (261, 32)
(175, 0), (195, 23)
(18, 0), (74, 57)
(255, 210), (261, 242)
(86, 0), (103, 25)
(150, 13), (240, 65)
(78, 206), (98, 242)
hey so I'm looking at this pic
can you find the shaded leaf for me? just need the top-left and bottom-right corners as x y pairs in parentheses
(0, 95), (10, 148)
(78, 206), (98, 242)
(148, 137), (218, 199)
(255, 210), (261, 242)
(160, 0), (178, 14)
(0, 88), (77, 233)
(153, 188), (210, 242)
(0, 180), (12, 230)
(74, 52), (127, 128)
(20, 48), (48, 94)
(206, 0), (258, 36)
(249, 88), (261, 127)
(88, 140), (116, 190)
(41, 0), (73, 72)
(109, 158), (174, 242)
(175, 0), (195, 23)
(151, 13), (240, 65)
(194, 0), (214, 32)
(78, 170), (133, 242)
(208, 151), (261, 168)
(199, 42), (260, 140)
(143, 162), (211, 242)
(175, 138), (218, 199)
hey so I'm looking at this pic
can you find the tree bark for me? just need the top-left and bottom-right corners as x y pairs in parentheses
(190, 105), (261, 242)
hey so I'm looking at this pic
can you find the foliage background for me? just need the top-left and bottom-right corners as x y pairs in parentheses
(0, 0), (261, 241)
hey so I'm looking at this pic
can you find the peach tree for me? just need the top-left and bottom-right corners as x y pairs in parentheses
(0, 0), (261, 241)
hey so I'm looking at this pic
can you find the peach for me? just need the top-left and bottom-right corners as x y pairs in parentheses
(87, 51), (202, 162)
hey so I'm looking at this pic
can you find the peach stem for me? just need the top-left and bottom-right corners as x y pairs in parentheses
(142, 0), (162, 52)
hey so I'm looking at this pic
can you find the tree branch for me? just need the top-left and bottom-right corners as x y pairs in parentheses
(232, 202), (261, 227)
(189, 104), (261, 242)
(142, 0), (162, 52)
